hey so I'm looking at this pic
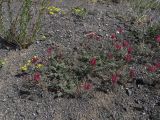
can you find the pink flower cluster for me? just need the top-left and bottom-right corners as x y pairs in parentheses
(81, 82), (93, 91)
(33, 72), (41, 81)
(32, 47), (54, 82)
(146, 62), (160, 73)
(89, 57), (96, 66)
(155, 35), (160, 43)
(110, 28), (134, 63)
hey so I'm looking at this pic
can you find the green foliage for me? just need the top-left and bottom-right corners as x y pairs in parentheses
(145, 23), (160, 43)
(46, 56), (77, 95)
(0, 59), (5, 68)
(72, 7), (87, 17)
(17, 1), (160, 98)
(127, 0), (160, 12)
(126, 0), (160, 29)
(19, 27), (160, 97)
(0, 0), (5, 36)
(0, 0), (49, 49)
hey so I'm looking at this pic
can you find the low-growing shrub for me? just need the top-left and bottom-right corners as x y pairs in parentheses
(19, 26), (160, 98)
(0, 0), (49, 49)
(72, 7), (87, 18)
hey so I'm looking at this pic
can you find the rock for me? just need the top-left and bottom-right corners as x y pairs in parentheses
(18, 89), (31, 98)
(133, 106), (144, 111)
(125, 88), (132, 96)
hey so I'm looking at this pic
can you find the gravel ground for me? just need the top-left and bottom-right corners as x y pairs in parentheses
(0, 0), (160, 120)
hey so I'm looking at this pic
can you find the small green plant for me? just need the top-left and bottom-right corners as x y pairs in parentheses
(72, 7), (87, 17)
(127, 0), (160, 12)
(47, 6), (61, 15)
(145, 23), (160, 44)
(124, 0), (160, 31)
(0, 0), (49, 49)
(0, 59), (5, 68)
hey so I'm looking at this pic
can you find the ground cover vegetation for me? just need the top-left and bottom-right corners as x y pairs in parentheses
(0, 0), (160, 119)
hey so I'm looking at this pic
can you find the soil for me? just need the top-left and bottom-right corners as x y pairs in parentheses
(0, 0), (160, 120)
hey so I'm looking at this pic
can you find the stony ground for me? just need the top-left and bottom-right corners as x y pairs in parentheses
(0, 0), (160, 120)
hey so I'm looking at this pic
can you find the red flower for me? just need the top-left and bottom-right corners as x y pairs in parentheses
(107, 52), (113, 59)
(31, 56), (38, 63)
(33, 72), (41, 81)
(155, 35), (160, 43)
(115, 44), (122, 50)
(124, 54), (132, 62)
(111, 74), (119, 85)
(129, 68), (136, 78)
(89, 57), (96, 66)
(127, 47), (133, 54)
(47, 47), (53, 55)
(82, 82), (93, 91)
(116, 27), (124, 34)
(147, 65), (157, 73)
(155, 62), (160, 69)
(110, 33), (116, 39)
(123, 40), (129, 47)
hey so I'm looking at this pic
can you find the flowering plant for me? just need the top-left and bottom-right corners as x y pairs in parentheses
(19, 26), (160, 98)
(47, 6), (61, 15)
(72, 7), (87, 17)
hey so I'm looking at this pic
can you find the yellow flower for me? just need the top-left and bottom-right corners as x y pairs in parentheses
(47, 6), (52, 10)
(48, 6), (61, 15)
(75, 9), (81, 13)
(36, 64), (44, 69)
(26, 60), (31, 66)
(54, 7), (61, 12)
(21, 65), (28, 71)
(49, 11), (54, 15)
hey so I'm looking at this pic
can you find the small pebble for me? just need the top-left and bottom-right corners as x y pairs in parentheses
(125, 88), (132, 96)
